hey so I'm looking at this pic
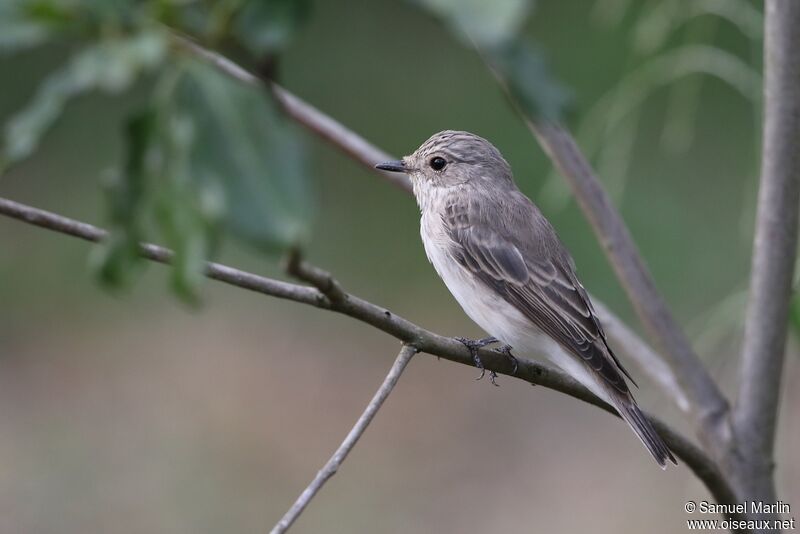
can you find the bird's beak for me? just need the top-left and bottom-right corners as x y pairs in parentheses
(375, 160), (407, 173)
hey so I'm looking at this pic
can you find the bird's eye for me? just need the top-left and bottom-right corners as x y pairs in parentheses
(429, 157), (447, 171)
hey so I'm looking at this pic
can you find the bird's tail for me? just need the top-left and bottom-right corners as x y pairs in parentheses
(615, 396), (677, 469)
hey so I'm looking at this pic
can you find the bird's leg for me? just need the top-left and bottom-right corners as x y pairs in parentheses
(494, 344), (518, 375)
(454, 336), (500, 381)
(485, 344), (516, 386)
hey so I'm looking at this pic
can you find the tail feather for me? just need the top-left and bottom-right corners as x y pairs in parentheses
(616, 398), (677, 469)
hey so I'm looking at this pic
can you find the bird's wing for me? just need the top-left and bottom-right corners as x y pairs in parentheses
(442, 195), (634, 395)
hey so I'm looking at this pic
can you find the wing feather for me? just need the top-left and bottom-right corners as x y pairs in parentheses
(443, 196), (634, 394)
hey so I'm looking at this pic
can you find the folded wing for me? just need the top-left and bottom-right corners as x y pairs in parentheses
(442, 195), (634, 395)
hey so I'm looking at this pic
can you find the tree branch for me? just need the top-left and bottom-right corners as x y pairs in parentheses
(0, 195), (742, 520)
(270, 344), (418, 534)
(733, 0), (800, 505)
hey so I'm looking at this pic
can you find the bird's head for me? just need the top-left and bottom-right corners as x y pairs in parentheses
(376, 130), (513, 194)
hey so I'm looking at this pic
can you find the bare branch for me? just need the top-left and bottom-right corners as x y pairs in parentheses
(270, 344), (417, 534)
(0, 195), (740, 516)
(734, 0), (800, 504)
(171, 33), (410, 193)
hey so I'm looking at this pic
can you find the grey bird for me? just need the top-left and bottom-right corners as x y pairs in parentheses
(377, 130), (676, 468)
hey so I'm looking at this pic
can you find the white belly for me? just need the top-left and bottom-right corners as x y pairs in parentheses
(420, 215), (612, 405)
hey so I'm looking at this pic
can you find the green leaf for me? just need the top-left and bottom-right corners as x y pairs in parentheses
(485, 40), (571, 121)
(2, 30), (167, 167)
(233, 0), (311, 55)
(0, 0), (79, 53)
(151, 108), (212, 303)
(412, 0), (533, 47)
(0, 0), (147, 53)
(91, 110), (155, 289)
(168, 59), (313, 252)
(94, 59), (314, 302)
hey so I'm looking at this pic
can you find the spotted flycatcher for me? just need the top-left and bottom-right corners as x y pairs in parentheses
(377, 130), (675, 467)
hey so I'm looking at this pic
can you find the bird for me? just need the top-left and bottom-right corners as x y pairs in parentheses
(376, 130), (676, 468)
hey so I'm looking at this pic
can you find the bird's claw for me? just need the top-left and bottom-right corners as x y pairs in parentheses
(494, 344), (518, 375)
(489, 370), (500, 386)
(455, 336), (500, 383)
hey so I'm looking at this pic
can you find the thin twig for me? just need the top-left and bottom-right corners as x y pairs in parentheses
(171, 31), (260, 85)
(733, 0), (800, 506)
(0, 195), (740, 518)
(270, 344), (418, 534)
(271, 86), (411, 193)
(284, 248), (347, 303)
(171, 33), (408, 192)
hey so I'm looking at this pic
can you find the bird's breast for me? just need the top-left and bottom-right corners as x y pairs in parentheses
(419, 210), (533, 346)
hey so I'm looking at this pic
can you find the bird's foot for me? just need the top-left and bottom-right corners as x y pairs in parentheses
(455, 336), (500, 383)
(488, 370), (500, 386)
(494, 344), (518, 375)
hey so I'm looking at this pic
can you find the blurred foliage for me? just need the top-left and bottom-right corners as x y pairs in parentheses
(486, 40), (571, 122)
(412, 0), (531, 46)
(94, 58), (312, 301)
(0, 0), (573, 302)
(1, 0), (314, 301)
(92, 110), (154, 290)
(541, 0), (762, 210)
(233, 0), (312, 56)
(3, 30), (167, 165)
